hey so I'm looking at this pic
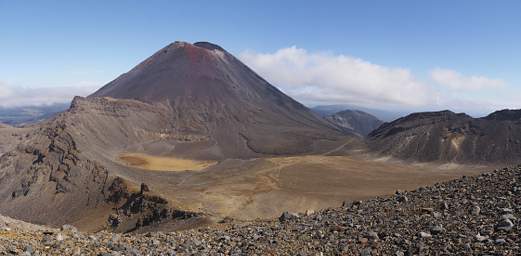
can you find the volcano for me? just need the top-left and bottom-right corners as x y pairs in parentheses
(91, 41), (347, 159)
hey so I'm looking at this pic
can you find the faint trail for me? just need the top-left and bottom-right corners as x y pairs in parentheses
(322, 139), (354, 156)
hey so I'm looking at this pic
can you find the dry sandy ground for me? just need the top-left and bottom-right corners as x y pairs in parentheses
(118, 153), (216, 171)
(117, 153), (491, 221)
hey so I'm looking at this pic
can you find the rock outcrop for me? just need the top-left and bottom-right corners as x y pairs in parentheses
(0, 97), (196, 228)
(0, 117), (111, 226)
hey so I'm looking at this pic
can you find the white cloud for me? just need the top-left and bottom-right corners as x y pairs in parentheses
(430, 68), (505, 91)
(0, 81), (13, 98)
(0, 47), (517, 117)
(240, 46), (434, 110)
(240, 47), (520, 115)
(0, 81), (98, 107)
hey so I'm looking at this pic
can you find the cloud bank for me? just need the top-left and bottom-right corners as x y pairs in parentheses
(430, 68), (505, 91)
(240, 47), (518, 114)
(240, 47), (434, 109)
(0, 81), (98, 107)
(1, 47), (518, 116)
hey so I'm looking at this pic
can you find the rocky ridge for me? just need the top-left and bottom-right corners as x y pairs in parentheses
(0, 117), (111, 226)
(0, 98), (200, 231)
(1, 166), (519, 255)
(368, 110), (521, 163)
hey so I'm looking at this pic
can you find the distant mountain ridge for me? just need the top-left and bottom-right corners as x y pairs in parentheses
(325, 109), (383, 136)
(368, 109), (521, 163)
(312, 104), (405, 122)
(0, 103), (68, 126)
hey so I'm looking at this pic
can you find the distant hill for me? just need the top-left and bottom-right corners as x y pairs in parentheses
(311, 104), (405, 122)
(0, 103), (69, 126)
(325, 109), (383, 136)
(367, 109), (521, 163)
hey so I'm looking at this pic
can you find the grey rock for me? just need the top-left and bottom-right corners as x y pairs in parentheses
(365, 231), (379, 240)
(471, 206), (481, 215)
(500, 208), (514, 213)
(475, 233), (488, 242)
(56, 233), (65, 241)
(397, 195), (408, 203)
(496, 219), (514, 231)
(419, 232), (432, 238)
(501, 213), (516, 220)
(430, 225), (444, 235)
(495, 238), (507, 244)
(421, 207), (434, 214)
(279, 212), (299, 222)
(395, 251), (404, 256)
(360, 247), (372, 256)
(24, 245), (33, 254)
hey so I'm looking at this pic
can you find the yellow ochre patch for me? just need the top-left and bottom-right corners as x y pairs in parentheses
(118, 153), (215, 171)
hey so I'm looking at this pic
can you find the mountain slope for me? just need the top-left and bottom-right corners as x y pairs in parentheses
(325, 109), (383, 136)
(0, 123), (34, 156)
(91, 41), (348, 159)
(0, 113), (111, 226)
(367, 110), (521, 163)
(0, 41), (355, 229)
(0, 97), (208, 230)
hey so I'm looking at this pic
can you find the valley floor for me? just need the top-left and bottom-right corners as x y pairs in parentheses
(1, 166), (519, 255)
(119, 153), (491, 222)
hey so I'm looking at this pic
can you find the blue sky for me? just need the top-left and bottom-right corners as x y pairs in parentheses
(0, 0), (520, 115)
